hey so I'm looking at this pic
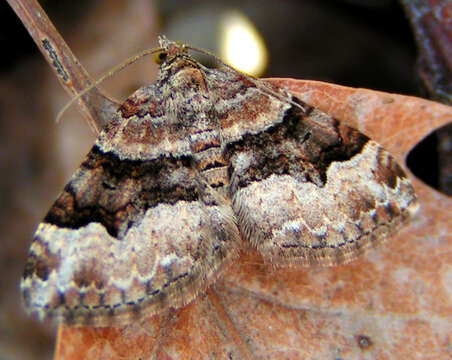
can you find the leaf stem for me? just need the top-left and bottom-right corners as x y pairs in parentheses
(6, 0), (119, 132)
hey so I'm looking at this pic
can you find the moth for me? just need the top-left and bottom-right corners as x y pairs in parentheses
(21, 36), (418, 326)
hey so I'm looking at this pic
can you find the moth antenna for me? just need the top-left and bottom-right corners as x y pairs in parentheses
(185, 45), (305, 112)
(56, 46), (164, 124)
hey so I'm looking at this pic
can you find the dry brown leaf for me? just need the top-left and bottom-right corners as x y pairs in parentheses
(54, 80), (452, 360)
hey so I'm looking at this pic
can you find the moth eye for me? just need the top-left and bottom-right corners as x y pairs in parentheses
(154, 51), (168, 64)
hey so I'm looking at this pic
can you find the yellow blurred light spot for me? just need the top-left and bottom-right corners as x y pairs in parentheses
(220, 11), (268, 76)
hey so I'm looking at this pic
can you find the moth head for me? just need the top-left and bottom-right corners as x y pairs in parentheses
(155, 36), (189, 65)
(153, 50), (168, 65)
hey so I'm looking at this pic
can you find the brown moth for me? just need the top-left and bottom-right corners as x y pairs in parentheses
(21, 36), (418, 326)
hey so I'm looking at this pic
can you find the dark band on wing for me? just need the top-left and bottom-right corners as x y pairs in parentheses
(225, 97), (370, 188)
(44, 145), (200, 239)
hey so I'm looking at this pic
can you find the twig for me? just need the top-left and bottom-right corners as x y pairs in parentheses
(7, 0), (119, 132)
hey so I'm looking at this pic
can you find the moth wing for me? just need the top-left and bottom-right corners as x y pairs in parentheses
(21, 145), (239, 325)
(227, 103), (418, 266)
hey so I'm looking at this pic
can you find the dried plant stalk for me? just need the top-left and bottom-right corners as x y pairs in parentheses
(7, 0), (118, 132)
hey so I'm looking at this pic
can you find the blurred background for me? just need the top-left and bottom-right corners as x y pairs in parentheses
(0, 0), (441, 358)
